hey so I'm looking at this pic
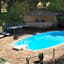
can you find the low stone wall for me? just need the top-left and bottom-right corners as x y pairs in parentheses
(44, 55), (64, 64)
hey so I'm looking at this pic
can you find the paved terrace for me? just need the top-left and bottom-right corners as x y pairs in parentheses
(0, 34), (64, 64)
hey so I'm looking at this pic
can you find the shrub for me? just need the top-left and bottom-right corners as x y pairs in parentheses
(38, 52), (44, 61)
(0, 58), (6, 64)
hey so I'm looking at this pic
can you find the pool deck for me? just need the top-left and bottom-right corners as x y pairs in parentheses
(0, 34), (64, 64)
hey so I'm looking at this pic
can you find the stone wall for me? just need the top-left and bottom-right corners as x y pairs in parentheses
(24, 16), (57, 28)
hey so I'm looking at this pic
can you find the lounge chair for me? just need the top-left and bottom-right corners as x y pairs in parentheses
(13, 44), (27, 50)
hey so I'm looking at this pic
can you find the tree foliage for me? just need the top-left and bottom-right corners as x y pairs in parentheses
(1, 0), (64, 27)
(48, 0), (64, 12)
(47, 0), (64, 27)
(0, 0), (1, 13)
(7, 0), (17, 11)
(27, 0), (50, 8)
(6, 1), (30, 26)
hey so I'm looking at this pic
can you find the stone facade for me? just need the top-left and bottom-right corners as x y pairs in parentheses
(24, 16), (57, 28)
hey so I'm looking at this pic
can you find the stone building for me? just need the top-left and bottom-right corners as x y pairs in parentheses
(24, 10), (59, 28)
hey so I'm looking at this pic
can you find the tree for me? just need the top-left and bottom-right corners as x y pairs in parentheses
(7, 0), (26, 11)
(0, 1), (1, 13)
(47, 0), (64, 27)
(7, 0), (17, 11)
(6, 1), (30, 26)
(48, 0), (64, 12)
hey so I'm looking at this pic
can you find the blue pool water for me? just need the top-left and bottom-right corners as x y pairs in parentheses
(13, 31), (64, 51)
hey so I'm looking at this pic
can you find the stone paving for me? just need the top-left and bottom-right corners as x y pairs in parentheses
(0, 35), (64, 64)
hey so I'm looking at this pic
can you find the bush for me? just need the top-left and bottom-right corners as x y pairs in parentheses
(0, 58), (6, 64)
(38, 52), (44, 61)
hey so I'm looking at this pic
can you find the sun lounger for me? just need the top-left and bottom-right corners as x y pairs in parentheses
(13, 44), (27, 50)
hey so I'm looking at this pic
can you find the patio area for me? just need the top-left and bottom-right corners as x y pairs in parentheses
(0, 33), (64, 64)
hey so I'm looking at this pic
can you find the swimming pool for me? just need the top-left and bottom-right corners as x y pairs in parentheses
(13, 31), (64, 51)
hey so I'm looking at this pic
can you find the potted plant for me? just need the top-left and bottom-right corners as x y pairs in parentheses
(38, 52), (44, 61)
